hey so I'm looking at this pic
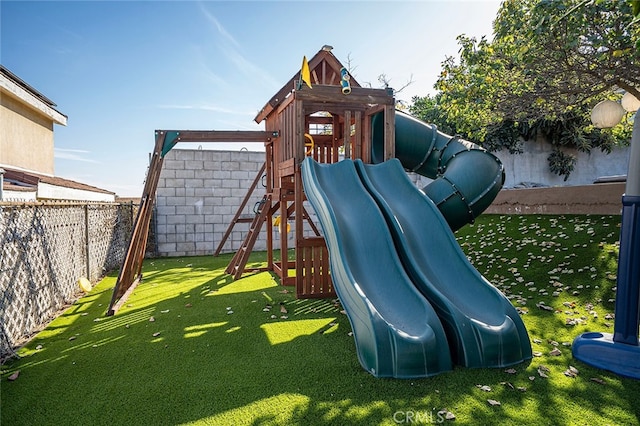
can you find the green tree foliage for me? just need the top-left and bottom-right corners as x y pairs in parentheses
(410, 0), (639, 180)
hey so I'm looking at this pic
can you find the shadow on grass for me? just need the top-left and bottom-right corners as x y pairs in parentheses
(3, 218), (640, 425)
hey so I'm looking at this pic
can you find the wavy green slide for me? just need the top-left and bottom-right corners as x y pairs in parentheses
(356, 159), (532, 368)
(301, 111), (531, 377)
(301, 159), (452, 378)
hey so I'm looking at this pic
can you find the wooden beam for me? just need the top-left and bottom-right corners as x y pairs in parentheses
(308, 116), (334, 125)
(156, 130), (273, 143)
(295, 85), (394, 105)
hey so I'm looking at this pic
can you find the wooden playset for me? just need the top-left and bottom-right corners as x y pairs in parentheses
(107, 47), (397, 315)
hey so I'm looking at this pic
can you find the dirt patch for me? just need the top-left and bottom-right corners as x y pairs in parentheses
(486, 182), (625, 215)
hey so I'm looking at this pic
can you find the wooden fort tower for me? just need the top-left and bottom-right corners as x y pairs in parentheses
(225, 47), (397, 298)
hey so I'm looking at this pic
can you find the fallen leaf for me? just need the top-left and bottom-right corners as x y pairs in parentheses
(161, 310), (170, 313)
(590, 377), (606, 385)
(152, 332), (161, 337)
(549, 348), (562, 356)
(537, 365), (550, 378)
(536, 302), (554, 311)
(185, 303), (192, 308)
(8, 371), (20, 381)
(476, 384), (492, 392)
(487, 399), (501, 406)
(501, 381), (515, 389)
(35, 345), (43, 350)
(517, 386), (527, 392)
(149, 316), (155, 322)
(69, 336), (77, 341)
(532, 351), (543, 357)
(504, 368), (517, 374)
(438, 409), (456, 420)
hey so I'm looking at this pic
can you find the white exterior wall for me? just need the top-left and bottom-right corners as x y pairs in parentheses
(2, 189), (37, 201)
(494, 140), (630, 188)
(410, 142), (631, 189)
(37, 183), (115, 202)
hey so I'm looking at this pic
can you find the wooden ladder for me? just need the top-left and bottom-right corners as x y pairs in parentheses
(225, 193), (272, 279)
(214, 162), (266, 256)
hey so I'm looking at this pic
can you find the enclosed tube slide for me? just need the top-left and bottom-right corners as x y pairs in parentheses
(371, 110), (504, 231)
(356, 159), (532, 368)
(301, 158), (452, 378)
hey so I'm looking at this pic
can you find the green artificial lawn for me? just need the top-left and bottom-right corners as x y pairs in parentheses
(2, 214), (640, 425)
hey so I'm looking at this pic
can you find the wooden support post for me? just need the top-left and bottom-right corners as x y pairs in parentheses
(266, 143), (274, 271)
(295, 101), (305, 162)
(279, 190), (289, 281)
(107, 131), (167, 315)
(384, 104), (395, 161)
(295, 164), (304, 292)
(343, 110), (351, 160)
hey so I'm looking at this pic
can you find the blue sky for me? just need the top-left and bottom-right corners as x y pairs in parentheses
(2, 0), (501, 197)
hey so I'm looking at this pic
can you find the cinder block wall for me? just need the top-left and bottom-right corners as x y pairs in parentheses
(155, 149), (317, 257)
(155, 147), (629, 257)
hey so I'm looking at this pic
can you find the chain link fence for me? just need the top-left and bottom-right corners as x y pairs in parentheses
(0, 202), (135, 360)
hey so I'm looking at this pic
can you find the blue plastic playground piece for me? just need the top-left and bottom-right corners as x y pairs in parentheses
(573, 112), (640, 379)
(572, 195), (640, 378)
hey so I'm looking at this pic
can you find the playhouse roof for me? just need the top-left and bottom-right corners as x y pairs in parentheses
(254, 46), (362, 123)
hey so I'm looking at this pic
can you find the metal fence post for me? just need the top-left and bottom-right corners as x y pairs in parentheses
(84, 204), (90, 280)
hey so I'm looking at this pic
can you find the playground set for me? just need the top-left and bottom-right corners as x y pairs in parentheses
(105, 47), (640, 380)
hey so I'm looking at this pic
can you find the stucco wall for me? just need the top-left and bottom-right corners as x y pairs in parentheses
(494, 140), (630, 188)
(0, 93), (55, 175)
(408, 140), (630, 190)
